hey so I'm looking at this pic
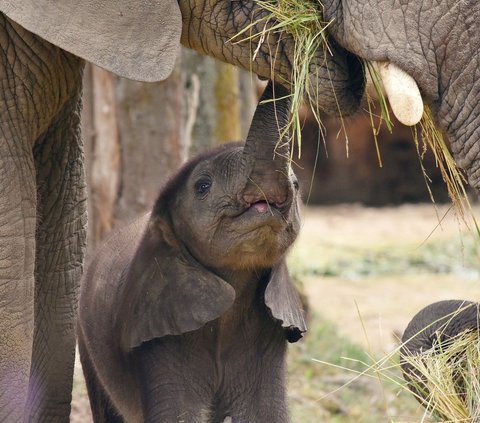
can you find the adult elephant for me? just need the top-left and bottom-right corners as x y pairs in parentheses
(0, 1), (361, 421)
(322, 0), (480, 187)
(321, 0), (480, 410)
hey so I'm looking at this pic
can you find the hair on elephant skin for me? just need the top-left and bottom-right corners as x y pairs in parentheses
(78, 81), (306, 423)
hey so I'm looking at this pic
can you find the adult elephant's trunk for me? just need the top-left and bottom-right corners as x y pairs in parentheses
(178, 0), (364, 116)
(400, 300), (480, 404)
(242, 81), (292, 207)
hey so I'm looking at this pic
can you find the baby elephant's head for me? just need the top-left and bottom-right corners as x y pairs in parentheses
(154, 81), (300, 273)
(119, 82), (306, 349)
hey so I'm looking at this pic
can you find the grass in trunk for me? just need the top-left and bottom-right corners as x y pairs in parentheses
(231, 0), (332, 158)
(233, 0), (477, 231)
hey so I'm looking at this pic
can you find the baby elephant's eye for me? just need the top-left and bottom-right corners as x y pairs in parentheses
(195, 179), (211, 196)
(293, 179), (299, 190)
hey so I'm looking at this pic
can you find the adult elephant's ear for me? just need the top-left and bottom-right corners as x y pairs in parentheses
(0, 0), (181, 81)
(264, 261), (307, 343)
(116, 216), (235, 351)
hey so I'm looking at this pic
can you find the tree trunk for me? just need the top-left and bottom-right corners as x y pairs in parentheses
(181, 50), (256, 154)
(114, 58), (184, 223)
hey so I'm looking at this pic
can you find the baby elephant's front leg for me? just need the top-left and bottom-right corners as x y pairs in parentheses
(135, 345), (209, 423)
(138, 372), (208, 422)
(229, 390), (290, 423)
(226, 359), (291, 423)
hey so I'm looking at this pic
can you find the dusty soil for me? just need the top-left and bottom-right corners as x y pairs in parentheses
(71, 204), (480, 421)
(295, 204), (480, 354)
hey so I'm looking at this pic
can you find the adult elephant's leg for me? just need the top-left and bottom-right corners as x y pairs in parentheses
(0, 123), (36, 421)
(0, 14), (85, 420)
(26, 80), (85, 420)
(0, 15), (43, 420)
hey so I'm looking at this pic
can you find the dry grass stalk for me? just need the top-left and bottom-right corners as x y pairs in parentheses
(401, 330), (480, 422)
(313, 303), (480, 422)
(231, 0), (331, 157)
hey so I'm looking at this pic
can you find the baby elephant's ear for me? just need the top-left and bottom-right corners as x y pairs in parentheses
(117, 219), (235, 351)
(264, 262), (307, 343)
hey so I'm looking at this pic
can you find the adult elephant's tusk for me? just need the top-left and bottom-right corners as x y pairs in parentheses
(375, 61), (424, 126)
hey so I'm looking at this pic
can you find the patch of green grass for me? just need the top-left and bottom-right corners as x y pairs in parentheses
(287, 312), (423, 422)
(293, 316), (369, 372)
(289, 233), (480, 280)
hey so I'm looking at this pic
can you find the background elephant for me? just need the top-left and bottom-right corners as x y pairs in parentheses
(0, 1), (359, 420)
(400, 300), (480, 415)
(77, 81), (306, 422)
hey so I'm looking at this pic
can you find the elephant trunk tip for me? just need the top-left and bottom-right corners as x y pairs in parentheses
(243, 81), (292, 161)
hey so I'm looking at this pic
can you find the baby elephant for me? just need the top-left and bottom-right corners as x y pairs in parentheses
(77, 81), (306, 423)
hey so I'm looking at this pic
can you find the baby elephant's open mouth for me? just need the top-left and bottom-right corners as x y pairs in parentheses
(250, 200), (275, 213)
(242, 191), (289, 216)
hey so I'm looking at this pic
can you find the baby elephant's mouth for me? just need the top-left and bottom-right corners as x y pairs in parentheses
(250, 200), (276, 214)
(242, 190), (289, 214)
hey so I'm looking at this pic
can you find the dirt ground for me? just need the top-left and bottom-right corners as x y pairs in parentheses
(295, 204), (480, 354)
(71, 203), (480, 421)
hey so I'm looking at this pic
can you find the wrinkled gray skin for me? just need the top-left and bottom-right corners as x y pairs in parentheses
(322, 0), (480, 187)
(400, 300), (480, 412)
(78, 82), (306, 423)
(0, 0), (478, 420)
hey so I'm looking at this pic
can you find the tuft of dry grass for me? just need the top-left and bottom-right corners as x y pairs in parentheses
(402, 329), (480, 422)
(365, 61), (477, 233)
(416, 108), (477, 228)
(314, 303), (480, 423)
(231, 0), (331, 157)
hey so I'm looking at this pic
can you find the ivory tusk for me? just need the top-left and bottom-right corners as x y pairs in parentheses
(375, 61), (424, 126)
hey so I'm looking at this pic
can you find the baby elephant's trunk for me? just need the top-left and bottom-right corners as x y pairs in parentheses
(242, 81), (292, 206)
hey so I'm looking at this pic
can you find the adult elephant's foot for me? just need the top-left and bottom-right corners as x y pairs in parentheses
(0, 15), (39, 420)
